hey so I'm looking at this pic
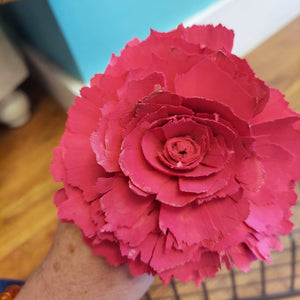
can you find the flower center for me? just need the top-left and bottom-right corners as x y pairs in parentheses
(166, 137), (199, 161)
(159, 136), (203, 170)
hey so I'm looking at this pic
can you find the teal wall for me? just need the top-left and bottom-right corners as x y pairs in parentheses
(2, 0), (221, 82)
(0, 0), (81, 79)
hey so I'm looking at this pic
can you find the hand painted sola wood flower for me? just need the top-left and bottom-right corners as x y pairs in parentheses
(51, 24), (300, 285)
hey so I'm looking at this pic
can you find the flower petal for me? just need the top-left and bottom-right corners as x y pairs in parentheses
(228, 243), (256, 272)
(183, 24), (234, 53)
(159, 251), (221, 286)
(235, 156), (265, 192)
(51, 146), (66, 182)
(100, 176), (155, 232)
(159, 195), (249, 247)
(252, 117), (300, 179)
(115, 204), (159, 247)
(156, 177), (199, 207)
(251, 88), (298, 124)
(178, 167), (230, 194)
(149, 235), (198, 272)
(175, 57), (258, 121)
(92, 240), (126, 266)
(182, 97), (250, 136)
(54, 185), (96, 238)
(120, 232), (159, 264)
(63, 131), (105, 201)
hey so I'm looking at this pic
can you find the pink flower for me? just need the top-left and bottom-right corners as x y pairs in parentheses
(51, 24), (300, 285)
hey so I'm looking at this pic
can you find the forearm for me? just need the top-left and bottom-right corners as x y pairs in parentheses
(16, 222), (153, 300)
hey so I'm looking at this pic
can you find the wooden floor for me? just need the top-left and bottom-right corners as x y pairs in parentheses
(1, 16), (300, 300)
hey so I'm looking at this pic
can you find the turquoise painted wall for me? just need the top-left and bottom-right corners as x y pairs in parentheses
(2, 0), (221, 82)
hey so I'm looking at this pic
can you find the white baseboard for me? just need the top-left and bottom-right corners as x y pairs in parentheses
(184, 0), (300, 56)
(25, 0), (300, 110)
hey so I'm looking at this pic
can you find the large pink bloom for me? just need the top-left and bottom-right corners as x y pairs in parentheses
(51, 24), (300, 285)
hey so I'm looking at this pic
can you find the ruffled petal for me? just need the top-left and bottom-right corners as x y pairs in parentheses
(235, 156), (265, 192)
(149, 236), (198, 273)
(252, 117), (300, 180)
(175, 57), (259, 121)
(228, 243), (256, 272)
(183, 24), (234, 53)
(246, 234), (282, 263)
(178, 167), (230, 194)
(91, 72), (167, 173)
(51, 146), (66, 182)
(54, 186), (96, 238)
(156, 177), (199, 207)
(92, 240), (127, 266)
(251, 88), (298, 124)
(159, 195), (249, 248)
(115, 205), (159, 247)
(159, 251), (221, 286)
(123, 233), (160, 264)
(63, 131), (105, 201)
(100, 175), (155, 233)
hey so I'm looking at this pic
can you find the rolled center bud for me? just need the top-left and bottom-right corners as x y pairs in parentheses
(159, 136), (202, 170)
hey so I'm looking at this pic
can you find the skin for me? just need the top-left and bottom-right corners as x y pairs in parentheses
(16, 222), (153, 300)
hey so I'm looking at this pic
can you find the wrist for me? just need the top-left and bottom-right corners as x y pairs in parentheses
(16, 222), (153, 300)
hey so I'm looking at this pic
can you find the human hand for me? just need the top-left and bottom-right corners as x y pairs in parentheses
(16, 222), (153, 300)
